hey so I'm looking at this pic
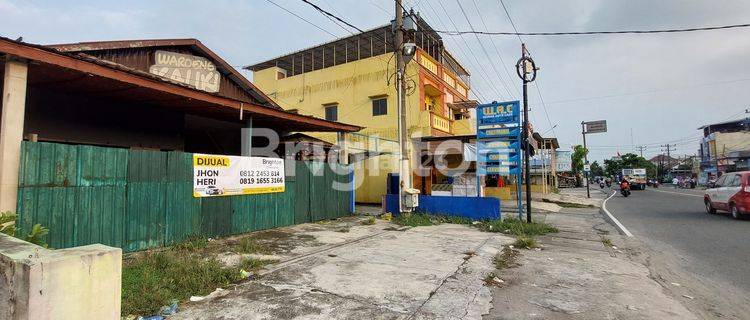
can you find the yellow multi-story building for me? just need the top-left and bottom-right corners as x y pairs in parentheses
(247, 17), (475, 203)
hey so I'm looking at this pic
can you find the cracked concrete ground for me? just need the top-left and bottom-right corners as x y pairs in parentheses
(173, 218), (514, 320)
(485, 204), (698, 319)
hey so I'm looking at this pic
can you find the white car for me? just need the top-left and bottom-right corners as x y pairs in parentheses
(704, 171), (750, 219)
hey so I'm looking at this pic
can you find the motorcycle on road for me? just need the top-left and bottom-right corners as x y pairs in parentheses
(620, 181), (631, 197)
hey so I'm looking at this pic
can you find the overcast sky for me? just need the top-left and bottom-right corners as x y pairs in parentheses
(3, 0), (749, 162)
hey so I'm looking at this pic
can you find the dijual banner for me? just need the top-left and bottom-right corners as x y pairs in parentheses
(193, 154), (285, 197)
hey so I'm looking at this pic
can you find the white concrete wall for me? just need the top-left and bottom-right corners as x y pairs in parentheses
(0, 234), (121, 320)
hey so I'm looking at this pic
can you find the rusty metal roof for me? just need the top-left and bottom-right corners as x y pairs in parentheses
(48, 38), (283, 110)
(0, 36), (362, 132)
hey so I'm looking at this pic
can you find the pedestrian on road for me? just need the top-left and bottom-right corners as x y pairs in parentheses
(672, 177), (679, 189)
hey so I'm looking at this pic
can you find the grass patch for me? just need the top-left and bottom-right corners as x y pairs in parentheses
(238, 237), (268, 254)
(393, 214), (437, 227)
(541, 199), (594, 208)
(171, 234), (208, 252)
(393, 213), (473, 227)
(513, 236), (540, 249)
(602, 237), (613, 247)
(239, 257), (278, 273)
(123, 235), (279, 317)
(361, 216), (376, 225)
(475, 218), (558, 236)
(122, 251), (243, 316)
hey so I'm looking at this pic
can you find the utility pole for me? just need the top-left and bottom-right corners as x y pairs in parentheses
(516, 44), (537, 223)
(395, 0), (411, 214)
(661, 144), (676, 179)
(581, 122), (590, 198)
(636, 145), (646, 157)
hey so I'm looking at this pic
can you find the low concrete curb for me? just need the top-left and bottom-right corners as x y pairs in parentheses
(599, 190), (634, 237)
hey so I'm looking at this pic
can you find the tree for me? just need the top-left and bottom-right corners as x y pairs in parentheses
(603, 153), (658, 179)
(590, 161), (605, 177)
(571, 145), (587, 174)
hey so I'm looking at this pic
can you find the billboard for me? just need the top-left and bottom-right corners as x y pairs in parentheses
(193, 154), (285, 197)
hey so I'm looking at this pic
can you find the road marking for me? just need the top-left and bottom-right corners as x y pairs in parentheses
(601, 190), (634, 237)
(648, 189), (704, 198)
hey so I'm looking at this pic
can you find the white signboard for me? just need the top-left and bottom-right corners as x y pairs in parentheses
(583, 164), (591, 172)
(150, 50), (220, 93)
(193, 154), (285, 197)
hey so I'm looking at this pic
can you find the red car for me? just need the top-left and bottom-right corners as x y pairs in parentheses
(704, 171), (750, 219)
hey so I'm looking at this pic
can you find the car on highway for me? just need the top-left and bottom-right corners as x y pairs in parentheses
(704, 171), (750, 219)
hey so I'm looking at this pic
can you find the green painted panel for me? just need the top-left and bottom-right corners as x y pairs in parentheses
(18, 141), (77, 187)
(124, 150), (168, 252)
(164, 151), (202, 245)
(78, 145), (128, 187)
(200, 197), (232, 237)
(16, 142), (353, 253)
(294, 162), (310, 224)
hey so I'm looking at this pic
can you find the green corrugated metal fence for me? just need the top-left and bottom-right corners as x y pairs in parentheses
(16, 141), (353, 252)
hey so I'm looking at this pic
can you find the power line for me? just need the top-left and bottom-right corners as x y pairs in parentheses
(455, 0), (514, 99)
(498, 0), (523, 43)
(300, 0), (365, 33)
(542, 77), (750, 106)
(416, 1), (492, 101)
(469, 0), (519, 98)
(431, 22), (750, 36)
(265, 0), (338, 38)
(431, 0), (505, 99)
(494, 0), (556, 137)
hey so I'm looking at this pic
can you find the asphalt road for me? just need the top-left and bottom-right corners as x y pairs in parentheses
(605, 187), (750, 293)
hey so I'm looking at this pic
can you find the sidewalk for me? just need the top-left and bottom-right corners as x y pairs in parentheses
(484, 192), (697, 319)
(173, 217), (515, 319)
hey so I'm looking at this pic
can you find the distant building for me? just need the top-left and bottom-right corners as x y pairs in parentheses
(247, 13), (476, 203)
(697, 117), (750, 182)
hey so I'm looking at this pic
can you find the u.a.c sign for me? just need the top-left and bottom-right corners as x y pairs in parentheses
(477, 101), (520, 125)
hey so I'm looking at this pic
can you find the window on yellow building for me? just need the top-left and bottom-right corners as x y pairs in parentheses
(372, 98), (387, 116)
(324, 105), (338, 121)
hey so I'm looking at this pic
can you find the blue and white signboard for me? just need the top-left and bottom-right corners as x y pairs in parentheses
(476, 100), (523, 218)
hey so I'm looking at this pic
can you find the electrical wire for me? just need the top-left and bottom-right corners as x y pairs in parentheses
(455, 0), (514, 99)
(265, 0), (338, 38)
(431, 22), (750, 36)
(416, 1), (491, 101)
(300, 0), (365, 33)
(432, 0), (505, 99)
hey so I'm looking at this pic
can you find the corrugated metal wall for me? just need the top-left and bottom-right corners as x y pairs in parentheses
(16, 142), (353, 252)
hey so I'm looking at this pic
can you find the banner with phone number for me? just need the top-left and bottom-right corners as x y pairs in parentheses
(193, 154), (285, 197)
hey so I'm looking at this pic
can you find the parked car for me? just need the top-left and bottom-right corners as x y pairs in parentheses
(704, 171), (750, 219)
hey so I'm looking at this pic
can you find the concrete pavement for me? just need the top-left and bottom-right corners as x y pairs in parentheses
(174, 218), (515, 319)
(486, 189), (697, 320)
(605, 187), (750, 319)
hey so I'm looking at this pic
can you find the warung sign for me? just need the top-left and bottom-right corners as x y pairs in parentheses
(193, 154), (285, 197)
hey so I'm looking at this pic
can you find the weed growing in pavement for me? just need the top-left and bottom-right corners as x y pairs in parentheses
(238, 237), (269, 254)
(602, 237), (613, 247)
(239, 257), (278, 273)
(475, 218), (558, 237)
(513, 236), (540, 249)
(123, 235), (281, 317)
(393, 213), (473, 227)
(494, 246), (520, 269)
(393, 214), (437, 227)
(361, 216), (376, 225)
(121, 251), (243, 316)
